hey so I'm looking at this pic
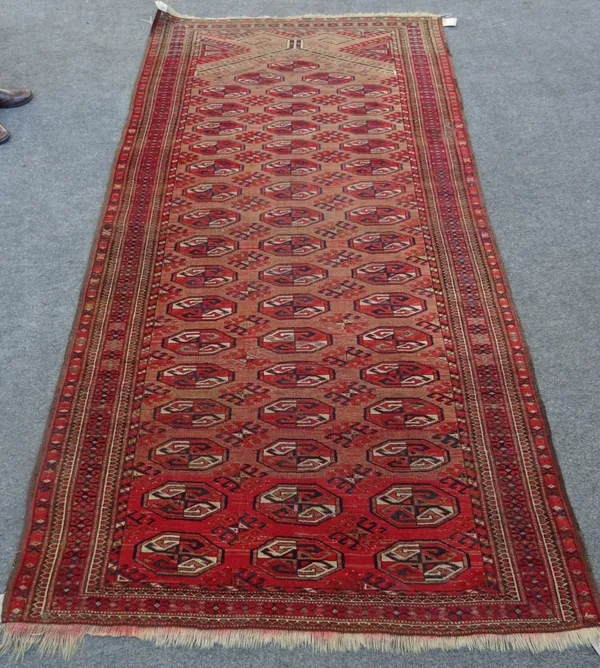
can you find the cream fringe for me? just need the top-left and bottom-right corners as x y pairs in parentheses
(154, 1), (441, 20)
(1, 622), (600, 659)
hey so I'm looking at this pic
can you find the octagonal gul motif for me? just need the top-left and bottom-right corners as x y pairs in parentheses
(340, 120), (395, 135)
(197, 102), (247, 116)
(368, 439), (449, 473)
(358, 326), (433, 353)
(189, 139), (244, 155)
(265, 102), (319, 116)
(258, 439), (336, 472)
(341, 138), (397, 154)
(150, 438), (228, 471)
(265, 120), (319, 135)
(256, 484), (341, 525)
(260, 234), (324, 256)
(268, 85), (320, 98)
(178, 208), (240, 229)
(167, 296), (236, 321)
(258, 294), (329, 319)
(262, 160), (320, 177)
(175, 235), (238, 257)
(172, 265), (236, 288)
(258, 327), (332, 354)
(355, 293), (426, 318)
(346, 206), (410, 226)
(376, 541), (469, 585)
(365, 398), (442, 429)
(184, 183), (240, 202)
(200, 84), (249, 98)
(259, 398), (334, 429)
(337, 84), (391, 97)
(262, 182), (321, 201)
(303, 72), (354, 85)
(260, 207), (323, 228)
(259, 362), (334, 388)
(344, 181), (406, 200)
(372, 484), (458, 528)
(235, 71), (282, 85)
(163, 329), (235, 356)
(252, 537), (342, 580)
(143, 481), (226, 521)
(134, 533), (222, 577)
(158, 363), (234, 389)
(154, 398), (230, 429)
(187, 160), (242, 177)
(264, 139), (320, 154)
(342, 159), (402, 176)
(195, 121), (245, 135)
(349, 233), (414, 254)
(361, 362), (439, 388)
(353, 262), (420, 285)
(259, 264), (327, 287)
(339, 102), (393, 115)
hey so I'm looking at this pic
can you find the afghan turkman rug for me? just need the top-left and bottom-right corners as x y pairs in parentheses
(3, 4), (599, 658)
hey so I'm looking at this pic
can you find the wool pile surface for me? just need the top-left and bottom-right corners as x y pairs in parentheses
(3, 7), (599, 656)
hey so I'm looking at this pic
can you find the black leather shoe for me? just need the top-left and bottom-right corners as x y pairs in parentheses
(0, 123), (9, 144)
(0, 88), (33, 108)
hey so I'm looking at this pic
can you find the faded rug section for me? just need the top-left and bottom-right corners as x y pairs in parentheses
(2, 7), (599, 656)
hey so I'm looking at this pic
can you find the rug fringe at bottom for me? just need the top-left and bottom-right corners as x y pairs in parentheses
(2, 622), (600, 659)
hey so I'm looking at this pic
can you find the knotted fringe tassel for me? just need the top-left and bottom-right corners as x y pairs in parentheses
(2, 623), (600, 659)
(154, 1), (442, 20)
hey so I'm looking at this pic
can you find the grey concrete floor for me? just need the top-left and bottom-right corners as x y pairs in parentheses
(1, 0), (599, 665)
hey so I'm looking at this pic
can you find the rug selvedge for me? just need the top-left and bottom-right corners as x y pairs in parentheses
(2, 6), (599, 657)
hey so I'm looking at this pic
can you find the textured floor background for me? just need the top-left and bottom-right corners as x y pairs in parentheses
(1, 0), (599, 665)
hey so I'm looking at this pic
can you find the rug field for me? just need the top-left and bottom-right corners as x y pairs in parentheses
(2, 5), (599, 657)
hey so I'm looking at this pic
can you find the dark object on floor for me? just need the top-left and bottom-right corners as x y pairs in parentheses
(0, 87), (33, 144)
(0, 87), (33, 108)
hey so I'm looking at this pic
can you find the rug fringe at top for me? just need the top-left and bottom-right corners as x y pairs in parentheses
(154, 1), (443, 20)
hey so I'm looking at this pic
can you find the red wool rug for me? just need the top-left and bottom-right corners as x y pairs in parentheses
(3, 5), (599, 657)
